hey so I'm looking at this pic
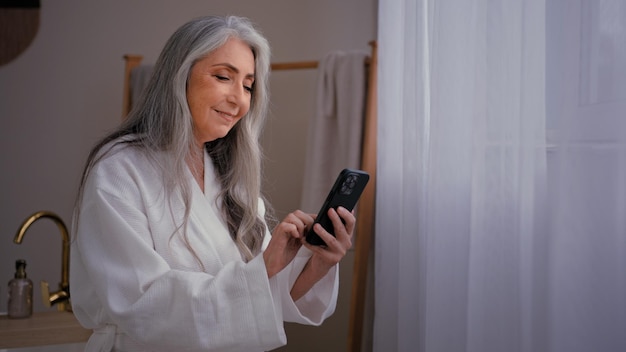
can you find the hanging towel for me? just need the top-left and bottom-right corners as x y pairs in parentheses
(300, 50), (369, 213)
(129, 64), (153, 109)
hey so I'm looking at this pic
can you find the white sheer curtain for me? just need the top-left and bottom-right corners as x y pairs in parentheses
(375, 0), (626, 351)
(545, 0), (626, 351)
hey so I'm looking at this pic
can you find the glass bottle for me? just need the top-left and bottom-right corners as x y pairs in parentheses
(7, 259), (33, 319)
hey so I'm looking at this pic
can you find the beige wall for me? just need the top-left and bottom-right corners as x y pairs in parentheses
(0, 0), (376, 351)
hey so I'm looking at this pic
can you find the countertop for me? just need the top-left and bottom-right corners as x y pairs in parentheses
(0, 311), (90, 349)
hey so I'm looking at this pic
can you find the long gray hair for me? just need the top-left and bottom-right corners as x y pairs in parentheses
(76, 15), (273, 262)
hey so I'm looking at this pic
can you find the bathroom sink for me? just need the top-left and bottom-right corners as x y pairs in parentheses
(0, 311), (90, 349)
(0, 342), (85, 352)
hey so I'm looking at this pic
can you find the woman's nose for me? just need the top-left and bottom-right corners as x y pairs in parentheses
(227, 84), (248, 105)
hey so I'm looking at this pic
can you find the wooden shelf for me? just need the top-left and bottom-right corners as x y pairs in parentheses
(0, 311), (90, 349)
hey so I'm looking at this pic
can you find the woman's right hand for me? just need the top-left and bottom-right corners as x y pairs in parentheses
(263, 210), (314, 278)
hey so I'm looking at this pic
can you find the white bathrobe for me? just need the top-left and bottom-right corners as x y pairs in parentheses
(70, 141), (338, 352)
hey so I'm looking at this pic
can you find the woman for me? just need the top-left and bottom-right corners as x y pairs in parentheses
(70, 15), (354, 351)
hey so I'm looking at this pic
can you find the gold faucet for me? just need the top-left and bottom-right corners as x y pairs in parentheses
(14, 210), (71, 312)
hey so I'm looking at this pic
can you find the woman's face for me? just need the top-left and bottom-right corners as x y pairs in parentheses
(187, 37), (255, 146)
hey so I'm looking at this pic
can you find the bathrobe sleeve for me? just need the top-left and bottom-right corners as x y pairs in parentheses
(70, 147), (338, 352)
(269, 246), (339, 325)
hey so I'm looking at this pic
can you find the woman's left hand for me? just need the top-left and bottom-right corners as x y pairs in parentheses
(290, 206), (355, 301)
(304, 206), (355, 269)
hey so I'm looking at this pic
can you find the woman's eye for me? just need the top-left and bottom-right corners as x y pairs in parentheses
(214, 75), (229, 81)
(244, 85), (253, 93)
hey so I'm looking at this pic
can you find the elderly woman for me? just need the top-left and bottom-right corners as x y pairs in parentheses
(70, 15), (354, 351)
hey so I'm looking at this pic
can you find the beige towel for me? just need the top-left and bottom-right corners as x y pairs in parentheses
(130, 64), (153, 108)
(300, 50), (369, 213)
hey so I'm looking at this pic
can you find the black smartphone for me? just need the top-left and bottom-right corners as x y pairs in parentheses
(306, 168), (370, 246)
